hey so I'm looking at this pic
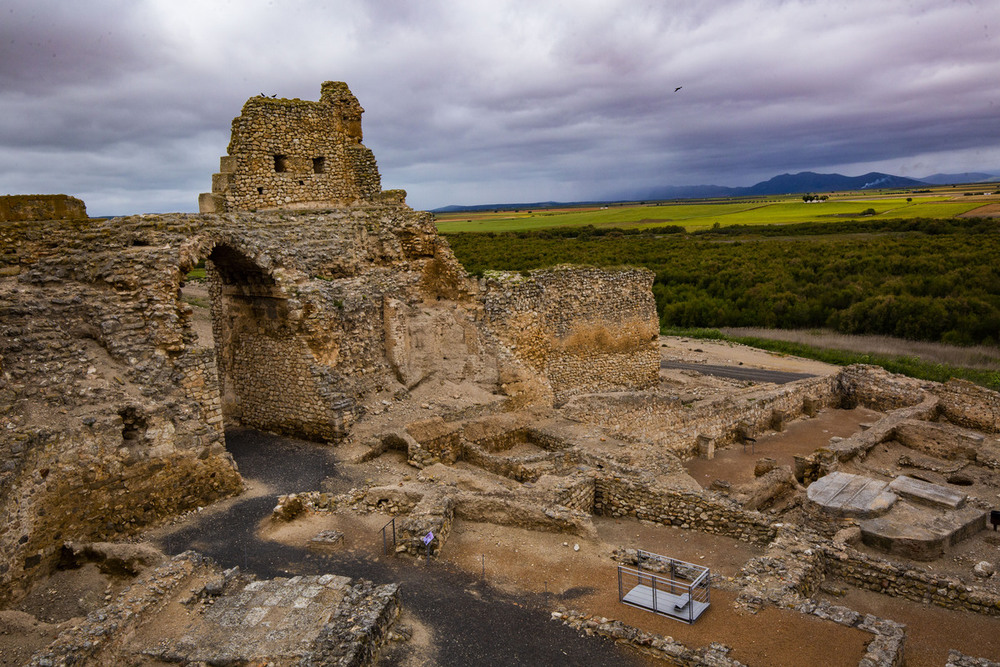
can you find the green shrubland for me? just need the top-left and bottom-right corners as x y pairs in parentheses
(445, 217), (1000, 347)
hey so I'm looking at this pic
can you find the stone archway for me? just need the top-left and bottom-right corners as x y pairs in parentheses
(182, 242), (348, 442)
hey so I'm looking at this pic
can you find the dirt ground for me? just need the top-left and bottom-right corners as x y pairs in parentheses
(0, 564), (124, 666)
(684, 406), (884, 488)
(7, 332), (1000, 665)
(258, 506), (871, 666)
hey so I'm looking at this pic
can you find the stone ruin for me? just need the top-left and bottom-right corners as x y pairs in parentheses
(5, 81), (1000, 665)
(0, 194), (86, 223)
(0, 82), (659, 615)
(199, 81), (401, 213)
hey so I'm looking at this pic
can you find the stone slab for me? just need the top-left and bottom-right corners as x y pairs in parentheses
(137, 573), (364, 663)
(860, 502), (987, 561)
(806, 471), (897, 518)
(888, 475), (967, 510)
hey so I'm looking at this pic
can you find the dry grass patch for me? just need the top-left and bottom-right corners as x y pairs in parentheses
(722, 327), (1000, 372)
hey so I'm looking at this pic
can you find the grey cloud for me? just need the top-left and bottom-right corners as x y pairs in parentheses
(1, 0), (998, 215)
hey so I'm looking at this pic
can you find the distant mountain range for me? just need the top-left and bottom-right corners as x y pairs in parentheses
(433, 170), (1000, 212)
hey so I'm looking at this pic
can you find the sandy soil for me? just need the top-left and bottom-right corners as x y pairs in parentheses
(659, 336), (839, 375)
(684, 406), (884, 488)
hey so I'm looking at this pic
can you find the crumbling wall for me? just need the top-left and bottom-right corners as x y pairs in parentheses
(821, 542), (1000, 617)
(0, 194), (86, 222)
(935, 378), (1000, 433)
(483, 266), (660, 401)
(0, 234), (243, 604)
(0, 203), (466, 603)
(837, 364), (928, 411)
(200, 82), (387, 213)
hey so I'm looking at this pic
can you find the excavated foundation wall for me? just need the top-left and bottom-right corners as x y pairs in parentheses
(822, 544), (1000, 616)
(934, 378), (1000, 433)
(593, 474), (777, 544)
(562, 374), (839, 457)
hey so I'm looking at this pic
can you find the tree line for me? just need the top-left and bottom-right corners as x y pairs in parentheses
(444, 217), (1000, 346)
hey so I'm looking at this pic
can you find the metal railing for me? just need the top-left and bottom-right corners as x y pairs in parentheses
(380, 516), (397, 556)
(618, 551), (711, 624)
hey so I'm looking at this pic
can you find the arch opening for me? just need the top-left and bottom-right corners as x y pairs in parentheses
(178, 242), (344, 442)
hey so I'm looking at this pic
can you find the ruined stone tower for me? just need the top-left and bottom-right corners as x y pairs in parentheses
(199, 82), (401, 213)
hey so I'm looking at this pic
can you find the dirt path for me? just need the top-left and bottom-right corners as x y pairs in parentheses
(148, 429), (654, 667)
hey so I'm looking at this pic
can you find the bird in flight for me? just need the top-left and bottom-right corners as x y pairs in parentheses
(674, 86), (683, 92)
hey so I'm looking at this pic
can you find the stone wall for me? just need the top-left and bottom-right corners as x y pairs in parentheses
(0, 204), (466, 603)
(562, 375), (838, 458)
(822, 543), (1000, 616)
(483, 266), (660, 401)
(0, 194), (86, 222)
(935, 378), (1000, 433)
(837, 364), (929, 411)
(200, 82), (385, 213)
(593, 472), (776, 544)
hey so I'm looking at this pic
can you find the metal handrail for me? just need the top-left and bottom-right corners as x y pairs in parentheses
(380, 516), (396, 555)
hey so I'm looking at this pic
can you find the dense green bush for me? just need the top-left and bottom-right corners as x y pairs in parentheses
(445, 217), (1000, 345)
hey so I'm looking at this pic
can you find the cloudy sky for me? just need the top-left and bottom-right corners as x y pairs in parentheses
(1, 0), (997, 215)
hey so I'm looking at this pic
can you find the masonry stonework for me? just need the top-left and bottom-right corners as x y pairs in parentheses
(0, 194), (87, 222)
(199, 82), (394, 213)
(2, 83), (664, 602)
(482, 266), (660, 401)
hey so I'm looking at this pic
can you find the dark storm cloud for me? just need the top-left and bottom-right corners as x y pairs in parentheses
(0, 0), (997, 214)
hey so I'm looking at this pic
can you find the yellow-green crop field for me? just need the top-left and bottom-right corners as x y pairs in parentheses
(433, 191), (997, 233)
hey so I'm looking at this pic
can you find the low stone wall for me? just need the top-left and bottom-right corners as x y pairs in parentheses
(822, 543), (1000, 616)
(562, 375), (838, 457)
(405, 417), (463, 466)
(548, 473), (596, 513)
(794, 599), (906, 667)
(555, 601), (905, 667)
(27, 552), (213, 665)
(28, 551), (401, 666)
(461, 440), (558, 483)
(552, 609), (746, 666)
(936, 378), (1000, 433)
(947, 650), (1000, 667)
(837, 365), (929, 411)
(397, 493), (454, 557)
(593, 473), (776, 544)
(820, 396), (939, 464)
(893, 418), (986, 461)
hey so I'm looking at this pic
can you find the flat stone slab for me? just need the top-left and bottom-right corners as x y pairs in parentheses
(888, 475), (966, 510)
(861, 502), (987, 561)
(310, 529), (345, 546)
(807, 471), (897, 518)
(141, 574), (354, 663)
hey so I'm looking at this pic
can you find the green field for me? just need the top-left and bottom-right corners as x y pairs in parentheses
(434, 192), (995, 233)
